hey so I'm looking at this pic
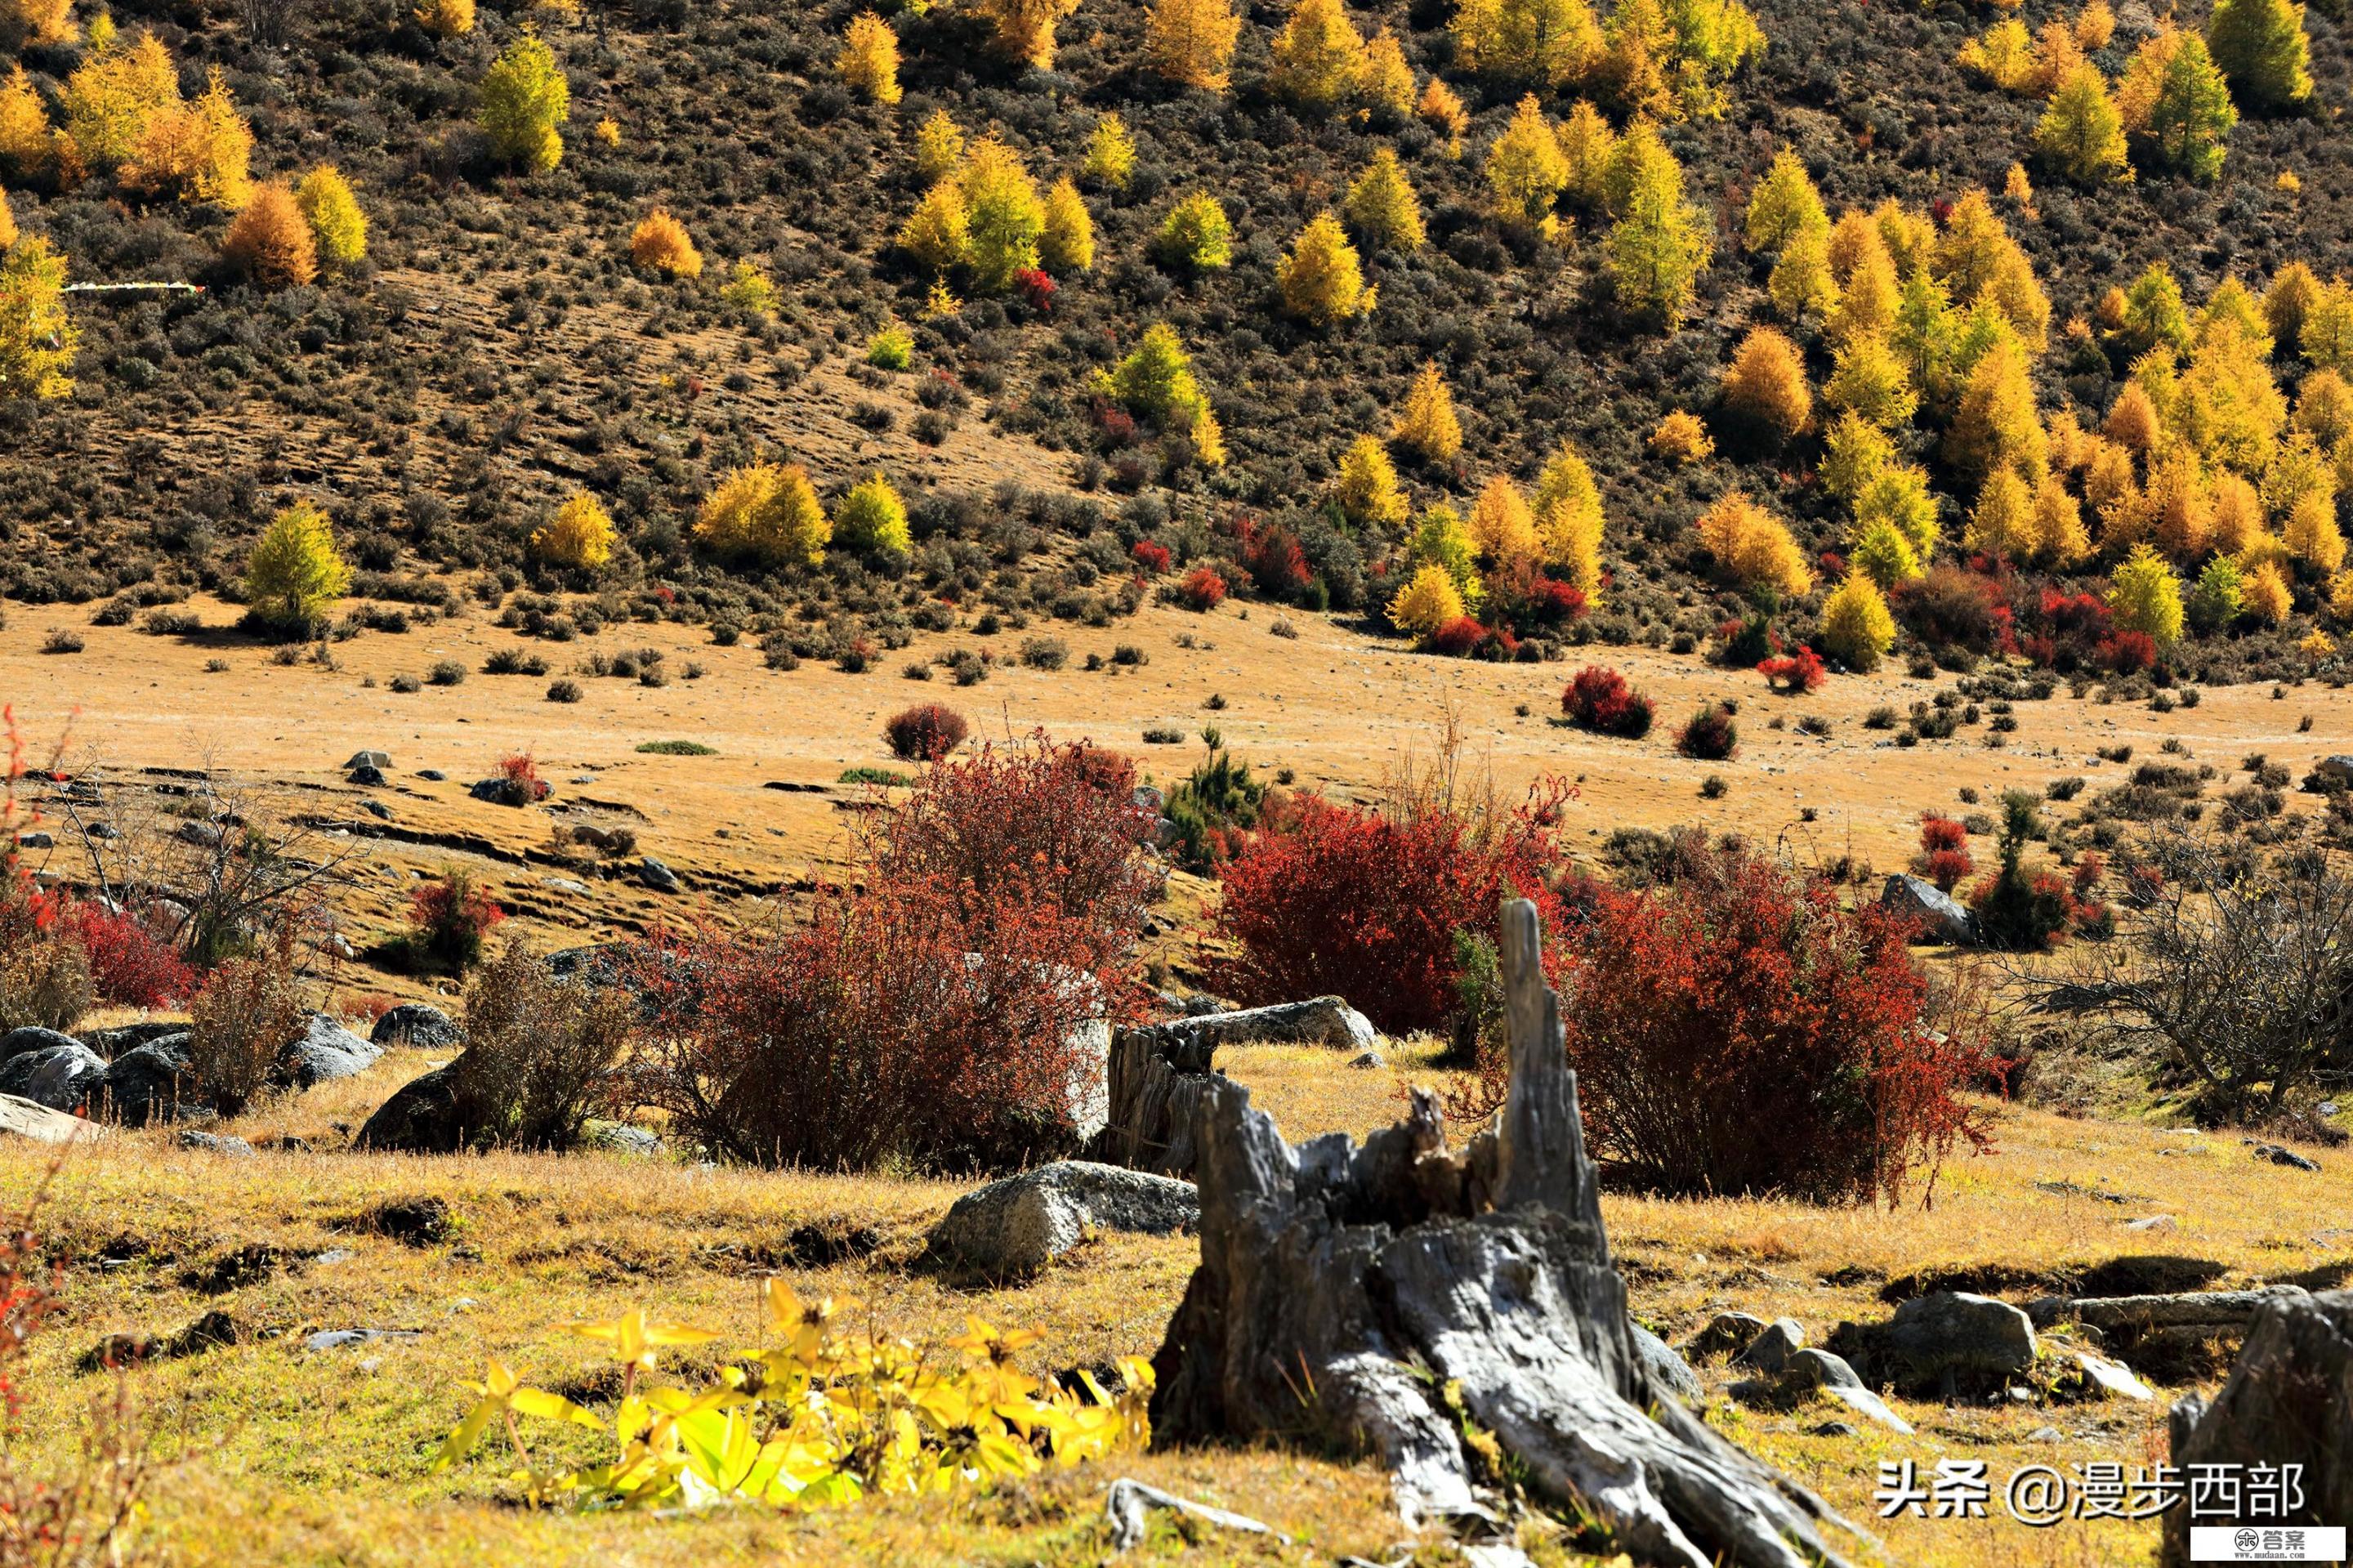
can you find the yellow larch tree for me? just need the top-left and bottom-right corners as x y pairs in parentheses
(1145, 0), (1242, 92)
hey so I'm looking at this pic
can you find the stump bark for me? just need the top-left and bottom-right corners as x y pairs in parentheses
(2161, 1288), (2353, 1567)
(1149, 900), (1864, 1567)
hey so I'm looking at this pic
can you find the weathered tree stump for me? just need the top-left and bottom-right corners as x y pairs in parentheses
(2161, 1289), (2353, 1567)
(1149, 900), (1864, 1566)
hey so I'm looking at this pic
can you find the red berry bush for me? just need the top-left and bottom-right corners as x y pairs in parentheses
(409, 869), (506, 971)
(1471, 833), (1988, 1202)
(1916, 815), (1974, 891)
(1176, 565), (1227, 611)
(1561, 666), (1655, 738)
(1211, 773), (1576, 1034)
(884, 702), (970, 762)
(60, 902), (193, 1009)
(1757, 646), (1825, 694)
(634, 736), (1154, 1172)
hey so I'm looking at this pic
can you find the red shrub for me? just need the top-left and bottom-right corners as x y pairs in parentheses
(1176, 565), (1227, 611)
(1922, 849), (1975, 892)
(1519, 833), (1987, 1201)
(632, 735), (1155, 1172)
(873, 735), (1158, 969)
(1918, 815), (1969, 854)
(1530, 578), (1589, 623)
(1563, 666), (1656, 738)
(409, 870), (505, 971)
(60, 902), (194, 1008)
(636, 874), (1127, 1172)
(1011, 266), (1056, 315)
(1094, 400), (1141, 447)
(1757, 646), (1825, 693)
(2071, 851), (2105, 897)
(1210, 780), (1574, 1034)
(1427, 615), (1487, 657)
(2096, 631), (2156, 674)
(1130, 538), (1172, 574)
(884, 702), (970, 762)
(496, 753), (551, 802)
(1239, 521), (1310, 600)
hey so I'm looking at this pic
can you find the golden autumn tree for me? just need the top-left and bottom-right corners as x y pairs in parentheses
(60, 29), (178, 173)
(295, 165), (368, 268)
(2035, 62), (2128, 184)
(1819, 573), (1896, 670)
(0, 235), (76, 400)
(1083, 115), (1136, 190)
(1362, 28), (1416, 115)
(1040, 176), (1093, 274)
(531, 493), (617, 570)
(1277, 213), (1372, 326)
(1696, 491), (1812, 595)
(837, 11), (902, 105)
(244, 501), (352, 634)
(630, 208), (703, 278)
(1391, 361), (1462, 462)
(913, 109), (965, 185)
(1345, 147), (1424, 252)
(1742, 146), (1825, 254)
(972, 0), (1083, 71)
(1485, 93), (1567, 234)
(960, 136), (1045, 293)
(124, 66), (252, 208)
(1717, 327), (1812, 447)
(0, 66), (59, 185)
(1334, 433), (1408, 527)
(1535, 440), (1605, 596)
(2207, 0), (2311, 109)
(1268, 0), (1367, 110)
(698, 462), (829, 567)
(479, 28), (569, 172)
(1145, 0), (1242, 92)
(1601, 123), (1711, 328)
(221, 181), (318, 289)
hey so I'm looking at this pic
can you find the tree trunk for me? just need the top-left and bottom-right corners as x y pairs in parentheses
(1149, 900), (1867, 1567)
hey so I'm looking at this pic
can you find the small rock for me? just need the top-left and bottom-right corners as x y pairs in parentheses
(928, 1160), (1199, 1276)
(176, 1129), (254, 1157)
(275, 1014), (382, 1089)
(2124, 1214), (2177, 1233)
(87, 822), (118, 840)
(639, 856), (681, 893)
(580, 1121), (663, 1156)
(1840, 1291), (2038, 1392)
(1878, 873), (1976, 945)
(0, 1092), (104, 1145)
(2248, 1141), (2322, 1172)
(371, 1003), (460, 1050)
(1686, 1310), (1771, 1360)
(2320, 1101), (2339, 1117)
(417, 768), (446, 781)
(1732, 1318), (1806, 1375)
(2072, 1350), (2154, 1401)
(1811, 1421), (1859, 1437)
(345, 750), (392, 771)
(1347, 1048), (1384, 1069)
(2027, 1426), (2065, 1442)
(313, 1249), (355, 1266)
(359, 801), (391, 821)
(14, 830), (51, 849)
(348, 765), (388, 788)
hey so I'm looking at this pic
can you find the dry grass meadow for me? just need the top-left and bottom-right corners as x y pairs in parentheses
(5, 596), (2351, 1566)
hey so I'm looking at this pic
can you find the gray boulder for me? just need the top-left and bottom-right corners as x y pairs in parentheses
(0, 1042), (108, 1112)
(639, 856), (681, 893)
(14, 830), (51, 850)
(1784, 1349), (1914, 1434)
(1732, 1317), (1806, 1375)
(345, 750), (392, 771)
(1121, 995), (1377, 1056)
(1835, 1291), (2038, 1393)
(78, 1021), (190, 1059)
(1685, 1310), (1770, 1360)
(348, 765), (388, 788)
(100, 1036), (192, 1125)
(1879, 874), (1976, 945)
(275, 1014), (382, 1091)
(353, 1064), (463, 1153)
(928, 1160), (1199, 1275)
(177, 1129), (254, 1157)
(0, 1093), (104, 1144)
(371, 1004), (460, 1049)
(1630, 1323), (1703, 1404)
(2, 1025), (82, 1065)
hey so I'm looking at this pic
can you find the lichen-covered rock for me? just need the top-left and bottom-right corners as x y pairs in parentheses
(0, 1092), (104, 1144)
(275, 1014), (382, 1090)
(0, 1042), (108, 1112)
(1832, 1291), (2037, 1394)
(99, 1036), (192, 1126)
(370, 1004), (460, 1049)
(928, 1160), (1199, 1276)
(1878, 874), (1976, 945)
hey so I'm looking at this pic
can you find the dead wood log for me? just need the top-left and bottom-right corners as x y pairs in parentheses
(1149, 900), (1867, 1567)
